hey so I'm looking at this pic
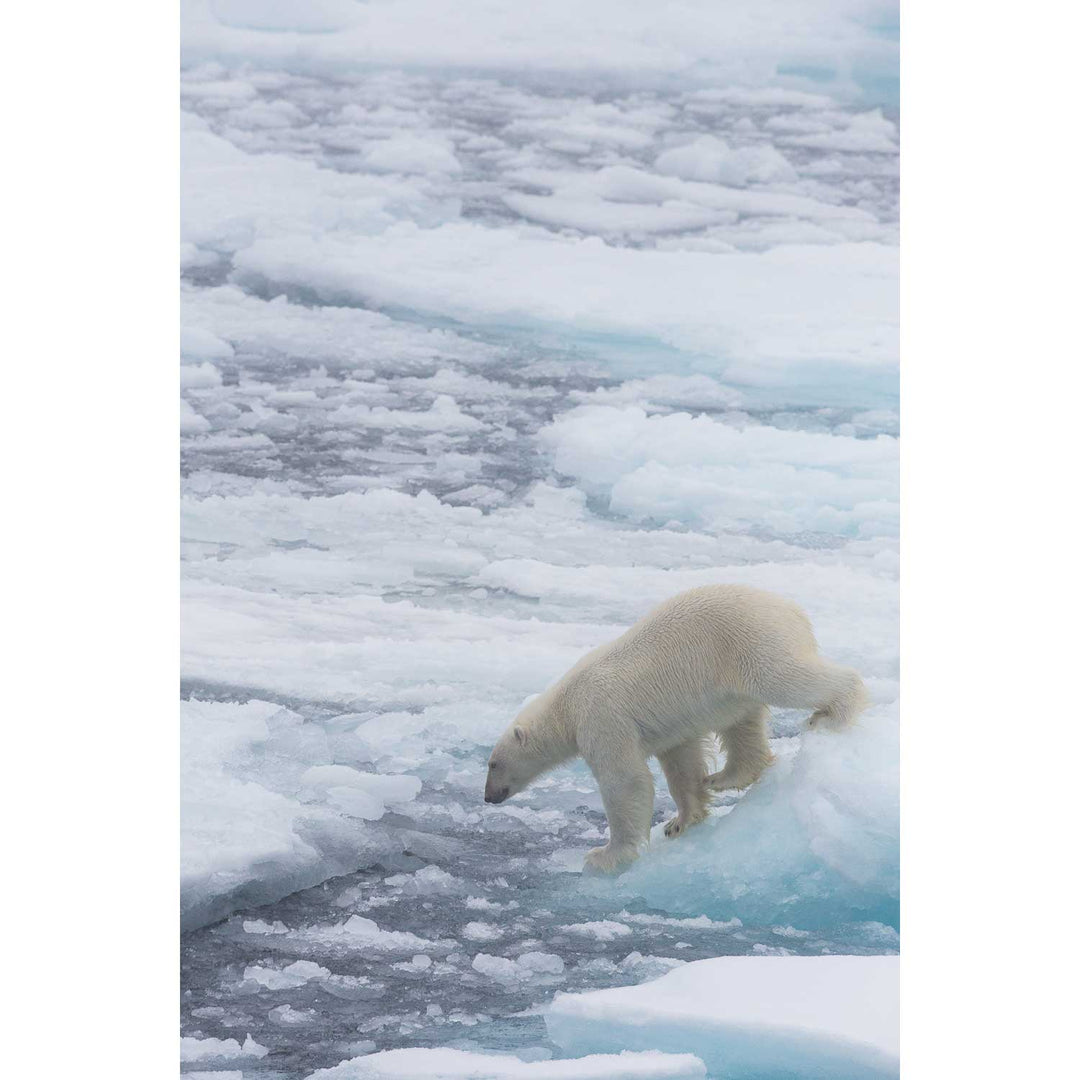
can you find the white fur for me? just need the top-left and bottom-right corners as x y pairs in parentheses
(484, 585), (869, 872)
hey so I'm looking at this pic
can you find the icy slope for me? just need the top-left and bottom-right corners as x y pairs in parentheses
(547, 956), (899, 1078)
(580, 705), (899, 931)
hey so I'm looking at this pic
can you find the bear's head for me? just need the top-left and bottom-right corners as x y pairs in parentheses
(484, 723), (541, 804)
(485, 694), (558, 803)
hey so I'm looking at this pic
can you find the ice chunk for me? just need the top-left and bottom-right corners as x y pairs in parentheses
(302, 1046), (706, 1079)
(547, 956), (898, 1078)
(655, 136), (797, 187)
(242, 918), (289, 935)
(786, 110), (898, 153)
(572, 374), (743, 412)
(304, 915), (439, 952)
(559, 921), (631, 942)
(392, 954), (433, 973)
(243, 959), (330, 989)
(180, 398), (211, 435)
(301, 766), (422, 820)
(180, 361), (223, 390)
(181, 325), (234, 362)
(363, 135), (462, 175)
(179, 1034), (269, 1062)
(617, 912), (741, 932)
(472, 951), (565, 984)
(462, 921), (504, 942)
(383, 865), (464, 895)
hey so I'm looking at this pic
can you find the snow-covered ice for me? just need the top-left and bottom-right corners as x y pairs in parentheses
(180, 698), (423, 930)
(547, 956), (899, 1078)
(180, 1), (898, 1076)
(304, 1047), (707, 1079)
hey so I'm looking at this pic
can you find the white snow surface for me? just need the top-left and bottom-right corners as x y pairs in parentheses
(304, 1047), (706, 1079)
(547, 956), (899, 1077)
(182, 1), (897, 102)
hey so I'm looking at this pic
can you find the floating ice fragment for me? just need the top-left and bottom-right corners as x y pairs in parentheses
(462, 921), (504, 942)
(364, 134), (462, 175)
(180, 1033), (269, 1062)
(383, 865), (461, 895)
(559, 921), (632, 941)
(242, 959), (330, 989)
(242, 918), (289, 935)
(317, 915), (438, 952)
(392, 954), (433, 973)
(471, 951), (564, 984)
(616, 911), (741, 932)
(269, 1003), (318, 1025)
(655, 136), (797, 187)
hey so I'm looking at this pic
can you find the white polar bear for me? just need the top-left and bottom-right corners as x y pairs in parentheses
(484, 585), (869, 873)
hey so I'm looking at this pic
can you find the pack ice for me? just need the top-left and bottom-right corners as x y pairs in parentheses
(180, 0), (899, 1075)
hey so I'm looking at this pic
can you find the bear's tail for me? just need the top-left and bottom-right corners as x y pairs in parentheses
(808, 662), (870, 731)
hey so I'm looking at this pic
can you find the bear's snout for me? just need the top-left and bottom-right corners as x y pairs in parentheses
(485, 785), (510, 804)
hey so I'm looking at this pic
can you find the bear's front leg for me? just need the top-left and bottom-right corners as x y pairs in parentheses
(582, 741), (654, 874)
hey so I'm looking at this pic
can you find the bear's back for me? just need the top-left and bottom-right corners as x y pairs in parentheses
(563, 585), (818, 718)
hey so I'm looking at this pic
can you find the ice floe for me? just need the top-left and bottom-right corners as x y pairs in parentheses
(547, 955), (899, 1078)
(303, 1047), (706, 1079)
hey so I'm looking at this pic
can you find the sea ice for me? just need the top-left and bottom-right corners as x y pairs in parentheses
(547, 955), (899, 1078)
(179, 1034), (268, 1062)
(303, 1047), (706, 1079)
(242, 959), (330, 990)
(180, 698), (421, 930)
(179, 7), (900, 1071)
(559, 922), (632, 942)
(183, 1), (898, 103)
(472, 951), (566, 985)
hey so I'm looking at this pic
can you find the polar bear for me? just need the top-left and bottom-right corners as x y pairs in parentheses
(484, 585), (868, 873)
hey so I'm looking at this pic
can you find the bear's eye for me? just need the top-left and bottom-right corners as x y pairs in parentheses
(488, 761), (497, 770)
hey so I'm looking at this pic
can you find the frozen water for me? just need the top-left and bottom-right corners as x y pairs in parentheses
(304, 1046), (707, 1079)
(180, 1033), (269, 1062)
(180, 2), (898, 1076)
(547, 956), (899, 1078)
(180, 697), (425, 930)
(182, 1), (898, 102)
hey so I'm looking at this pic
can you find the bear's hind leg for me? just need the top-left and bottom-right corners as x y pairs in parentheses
(583, 742), (654, 873)
(659, 739), (712, 839)
(704, 705), (774, 793)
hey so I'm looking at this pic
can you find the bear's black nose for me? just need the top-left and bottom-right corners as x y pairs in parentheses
(485, 787), (510, 804)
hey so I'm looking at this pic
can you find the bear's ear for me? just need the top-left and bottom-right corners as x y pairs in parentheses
(513, 726), (528, 748)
